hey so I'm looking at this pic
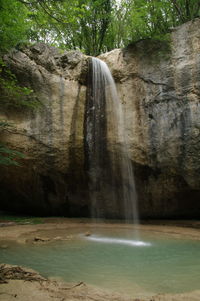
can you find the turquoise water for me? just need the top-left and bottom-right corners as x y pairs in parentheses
(0, 228), (200, 298)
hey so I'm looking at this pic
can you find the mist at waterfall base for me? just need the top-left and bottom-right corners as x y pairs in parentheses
(85, 58), (139, 224)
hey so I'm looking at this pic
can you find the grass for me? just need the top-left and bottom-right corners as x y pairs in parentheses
(0, 213), (44, 224)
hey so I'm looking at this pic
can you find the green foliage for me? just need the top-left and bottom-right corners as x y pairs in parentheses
(0, 0), (29, 53)
(0, 58), (40, 109)
(0, 214), (44, 224)
(169, 0), (200, 23)
(106, 0), (199, 50)
(0, 121), (25, 166)
(13, 0), (199, 56)
(0, 1), (39, 110)
(0, 144), (25, 166)
(0, 121), (11, 128)
(22, 0), (113, 56)
(0, 1), (38, 167)
(1, 0), (199, 56)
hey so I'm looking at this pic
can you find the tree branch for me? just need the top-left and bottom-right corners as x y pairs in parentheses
(38, 1), (69, 25)
(170, 0), (186, 22)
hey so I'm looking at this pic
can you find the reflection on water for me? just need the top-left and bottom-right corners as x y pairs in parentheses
(85, 235), (151, 246)
(0, 228), (200, 298)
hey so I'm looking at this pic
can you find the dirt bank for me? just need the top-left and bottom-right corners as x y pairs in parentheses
(0, 264), (200, 301)
(0, 218), (200, 244)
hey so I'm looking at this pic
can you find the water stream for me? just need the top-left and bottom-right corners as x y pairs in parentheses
(85, 58), (139, 227)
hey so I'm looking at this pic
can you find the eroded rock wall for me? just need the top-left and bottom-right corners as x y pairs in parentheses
(0, 44), (89, 216)
(100, 18), (200, 218)
(1, 19), (200, 218)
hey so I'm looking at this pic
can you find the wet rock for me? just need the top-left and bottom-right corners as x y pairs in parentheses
(64, 235), (74, 240)
(33, 237), (50, 243)
(53, 236), (62, 241)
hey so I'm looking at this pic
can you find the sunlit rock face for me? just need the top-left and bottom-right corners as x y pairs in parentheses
(1, 19), (200, 218)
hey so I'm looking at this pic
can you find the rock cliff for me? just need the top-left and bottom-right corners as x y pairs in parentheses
(100, 19), (200, 218)
(1, 19), (200, 218)
(0, 44), (89, 216)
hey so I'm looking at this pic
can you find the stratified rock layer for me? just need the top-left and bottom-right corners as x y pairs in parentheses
(0, 19), (200, 218)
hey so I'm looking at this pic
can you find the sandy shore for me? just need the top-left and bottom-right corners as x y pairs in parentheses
(0, 219), (200, 301)
(0, 218), (200, 243)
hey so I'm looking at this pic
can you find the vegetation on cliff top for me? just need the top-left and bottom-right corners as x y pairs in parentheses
(0, 0), (199, 56)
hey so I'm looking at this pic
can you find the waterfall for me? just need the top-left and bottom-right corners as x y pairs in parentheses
(85, 57), (139, 226)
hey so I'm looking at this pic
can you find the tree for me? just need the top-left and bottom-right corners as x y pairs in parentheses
(1, 0), (199, 56)
(170, 0), (200, 23)
(0, 0), (37, 166)
(0, 0), (29, 53)
(106, 0), (200, 51)
(0, 0), (195, 56)
(17, 0), (113, 56)
(75, 0), (112, 55)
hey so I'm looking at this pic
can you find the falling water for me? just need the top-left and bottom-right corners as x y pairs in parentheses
(85, 57), (139, 227)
